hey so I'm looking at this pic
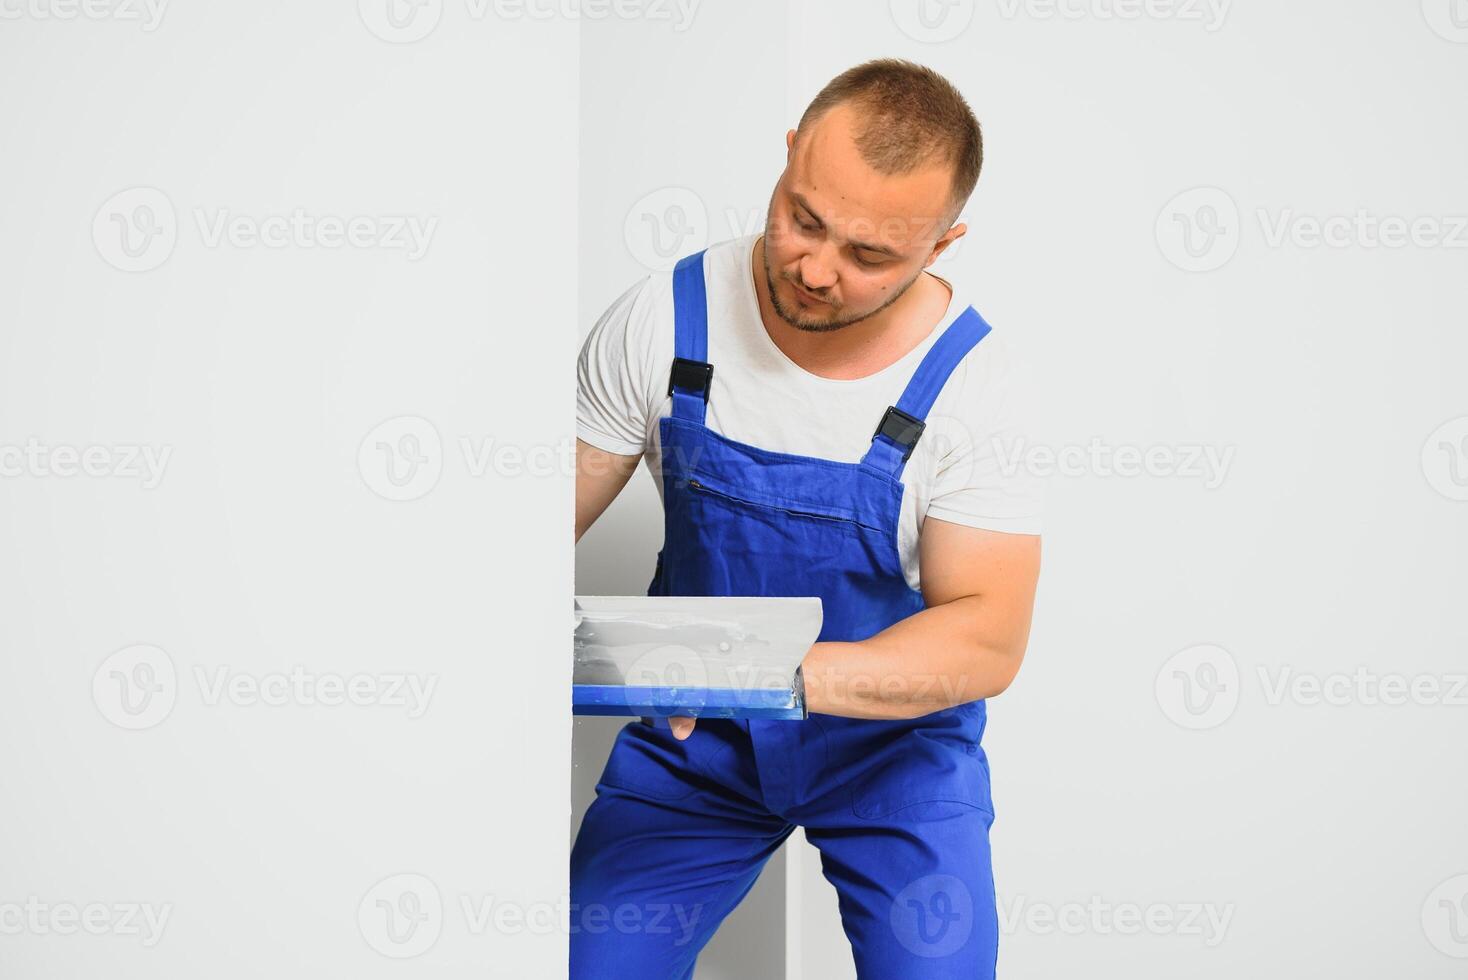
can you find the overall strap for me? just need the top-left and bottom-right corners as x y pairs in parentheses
(861, 305), (994, 480)
(669, 250), (713, 424)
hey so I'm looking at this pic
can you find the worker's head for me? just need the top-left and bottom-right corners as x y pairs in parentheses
(763, 58), (982, 332)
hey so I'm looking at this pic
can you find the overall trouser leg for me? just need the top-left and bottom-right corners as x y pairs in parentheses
(803, 805), (999, 978)
(569, 719), (793, 979)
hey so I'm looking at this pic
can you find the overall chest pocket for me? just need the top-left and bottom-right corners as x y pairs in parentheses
(685, 478), (885, 534)
(673, 474), (911, 633)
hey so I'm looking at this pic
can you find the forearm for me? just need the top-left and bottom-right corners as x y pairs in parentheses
(800, 595), (1029, 720)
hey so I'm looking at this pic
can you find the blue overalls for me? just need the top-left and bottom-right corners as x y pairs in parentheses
(570, 248), (999, 978)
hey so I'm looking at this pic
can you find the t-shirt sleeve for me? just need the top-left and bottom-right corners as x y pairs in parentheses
(923, 331), (1045, 536)
(576, 275), (655, 456)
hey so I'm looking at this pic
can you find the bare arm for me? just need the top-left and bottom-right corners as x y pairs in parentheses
(801, 519), (1041, 719)
(575, 438), (642, 544)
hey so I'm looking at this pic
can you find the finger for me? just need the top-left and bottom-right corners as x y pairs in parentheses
(670, 717), (696, 740)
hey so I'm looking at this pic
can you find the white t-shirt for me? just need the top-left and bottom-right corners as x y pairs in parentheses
(577, 233), (1043, 592)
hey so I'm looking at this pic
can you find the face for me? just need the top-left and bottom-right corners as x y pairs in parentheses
(762, 102), (965, 333)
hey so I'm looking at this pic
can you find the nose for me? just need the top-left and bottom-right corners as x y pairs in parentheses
(798, 241), (838, 292)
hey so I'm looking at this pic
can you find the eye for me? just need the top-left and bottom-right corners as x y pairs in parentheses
(852, 250), (885, 268)
(792, 210), (818, 232)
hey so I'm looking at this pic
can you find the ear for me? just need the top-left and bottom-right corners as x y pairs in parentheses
(786, 128), (797, 156)
(925, 222), (967, 266)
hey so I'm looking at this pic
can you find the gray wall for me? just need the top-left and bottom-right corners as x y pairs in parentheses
(574, 4), (793, 977)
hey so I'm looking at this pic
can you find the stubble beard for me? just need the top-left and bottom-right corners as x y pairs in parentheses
(760, 233), (925, 335)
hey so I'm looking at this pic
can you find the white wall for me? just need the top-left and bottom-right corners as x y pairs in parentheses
(787, 3), (1468, 978)
(0, 6), (576, 977)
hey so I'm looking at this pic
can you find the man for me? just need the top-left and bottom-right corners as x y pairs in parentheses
(572, 58), (1042, 978)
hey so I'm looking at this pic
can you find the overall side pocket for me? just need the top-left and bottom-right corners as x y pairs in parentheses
(849, 729), (994, 820)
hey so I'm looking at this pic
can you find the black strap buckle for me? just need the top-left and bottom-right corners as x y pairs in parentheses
(668, 357), (714, 402)
(873, 405), (925, 461)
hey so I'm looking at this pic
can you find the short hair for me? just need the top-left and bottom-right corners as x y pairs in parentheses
(795, 58), (983, 228)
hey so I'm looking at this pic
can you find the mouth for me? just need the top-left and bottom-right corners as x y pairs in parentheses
(789, 281), (829, 307)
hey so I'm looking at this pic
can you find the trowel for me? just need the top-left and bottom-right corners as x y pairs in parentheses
(572, 595), (823, 721)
